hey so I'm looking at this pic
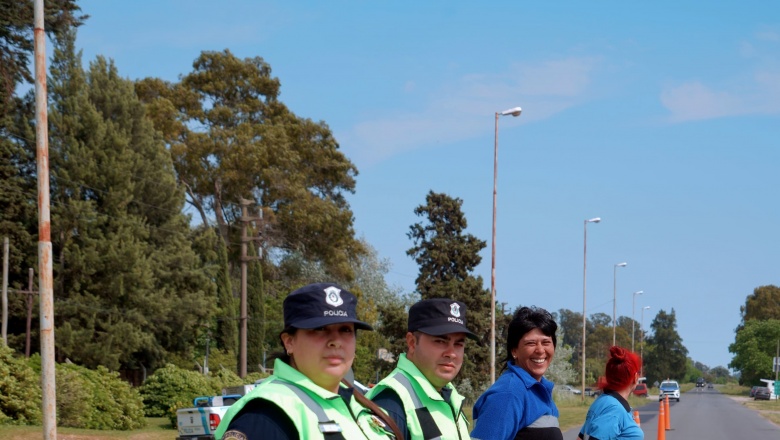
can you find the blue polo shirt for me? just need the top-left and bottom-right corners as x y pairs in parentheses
(471, 362), (562, 440)
(578, 390), (643, 440)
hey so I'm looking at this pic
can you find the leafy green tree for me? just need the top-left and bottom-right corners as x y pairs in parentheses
(643, 309), (688, 384)
(728, 319), (780, 385)
(0, 0), (84, 117)
(406, 191), (491, 400)
(739, 285), (780, 326)
(0, 1), (84, 353)
(46, 31), (214, 371)
(135, 49), (364, 280)
(556, 309), (583, 357)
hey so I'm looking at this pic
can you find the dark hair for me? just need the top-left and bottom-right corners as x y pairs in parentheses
(502, 306), (558, 370)
(598, 346), (641, 391)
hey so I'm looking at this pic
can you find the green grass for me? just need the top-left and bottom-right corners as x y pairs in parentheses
(0, 417), (174, 440)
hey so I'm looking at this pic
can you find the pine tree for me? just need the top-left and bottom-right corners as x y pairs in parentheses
(47, 31), (214, 370)
(406, 190), (492, 400)
(643, 309), (688, 384)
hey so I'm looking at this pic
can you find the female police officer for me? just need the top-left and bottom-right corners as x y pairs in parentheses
(216, 283), (400, 439)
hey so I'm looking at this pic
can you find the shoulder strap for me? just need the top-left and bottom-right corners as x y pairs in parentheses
(393, 373), (443, 440)
(275, 380), (347, 439)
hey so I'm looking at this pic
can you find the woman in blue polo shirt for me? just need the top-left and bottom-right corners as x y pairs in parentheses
(578, 346), (644, 440)
(471, 306), (563, 440)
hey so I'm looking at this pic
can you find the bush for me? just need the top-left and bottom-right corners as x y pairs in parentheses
(56, 363), (146, 430)
(0, 345), (42, 425)
(139, 364), (216, 417)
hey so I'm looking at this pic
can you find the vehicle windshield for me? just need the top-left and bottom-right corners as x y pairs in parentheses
(660, 382), (679, 390)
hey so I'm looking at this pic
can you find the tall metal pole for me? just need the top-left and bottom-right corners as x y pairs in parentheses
(34, 0), (56, 437)
(612, 262), (626, 346)
(490, 106), (521, 384)
(631, 290), (643, 351)
(581, 217), (600, 400)
(641, 306), (650, 376)
(490, 112), (498, 384)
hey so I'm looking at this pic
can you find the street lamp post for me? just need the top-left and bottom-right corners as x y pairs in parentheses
(641, 305), (651, 376)
(631, 290), (644, 351)
(612, 262), (627, 346)
(581, 217), (601, 400)
(490, 106), (522, 385)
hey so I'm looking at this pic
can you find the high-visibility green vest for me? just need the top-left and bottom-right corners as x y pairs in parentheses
(215, 359), (392, 439)
(367, 354), (470, 440)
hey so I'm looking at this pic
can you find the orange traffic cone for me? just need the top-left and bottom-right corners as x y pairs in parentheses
(657, 400), (666, 440)
(633, 410), (640, 426)
(664, 395), (671, 430)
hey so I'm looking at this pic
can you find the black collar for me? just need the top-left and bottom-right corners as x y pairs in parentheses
(604, 389), (630, 412)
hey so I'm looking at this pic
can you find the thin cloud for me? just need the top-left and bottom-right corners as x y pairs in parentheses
(662, 29), (780, 123)
(341, 56), (599, 167)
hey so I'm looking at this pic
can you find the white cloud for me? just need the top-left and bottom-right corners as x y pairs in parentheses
(340, 56), (600, 167)
(662, 28), (780, 123)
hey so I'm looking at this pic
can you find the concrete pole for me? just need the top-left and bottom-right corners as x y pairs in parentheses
(34, 1), (57, 437)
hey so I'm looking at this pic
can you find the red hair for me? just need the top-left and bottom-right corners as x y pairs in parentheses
(597, 346), (642, 391)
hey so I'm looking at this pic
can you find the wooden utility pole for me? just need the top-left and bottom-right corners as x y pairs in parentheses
(22, 269), (36, 358)
(239, 199), (262, 378)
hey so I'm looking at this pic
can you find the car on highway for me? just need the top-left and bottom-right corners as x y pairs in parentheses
(659, 380), (681, 402)
(557, 384), (582, 395)
(584, 387), (602, 397)
(696, 377), (706, 387)
(633, 383), (648, 397)
(754, 387), (772, 401)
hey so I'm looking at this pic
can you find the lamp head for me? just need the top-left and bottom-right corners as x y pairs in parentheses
(616, 262), (628, 268)
(634, 290), (644, 295)
(586, 217), (601, 223)
(643, 306), (651, 310)
(500, 106), (522, 117)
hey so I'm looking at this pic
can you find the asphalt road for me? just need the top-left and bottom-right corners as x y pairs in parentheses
(562, 387), (780, 440)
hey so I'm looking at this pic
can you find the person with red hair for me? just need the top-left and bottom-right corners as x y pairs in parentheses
(578, 346), (644, 440)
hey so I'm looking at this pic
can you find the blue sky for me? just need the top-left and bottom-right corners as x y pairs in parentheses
(73, 1), (780, 372)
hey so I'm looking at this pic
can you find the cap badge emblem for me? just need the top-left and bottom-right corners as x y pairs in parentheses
(324, 286), (344, 307)
(450, 303), (461, 317)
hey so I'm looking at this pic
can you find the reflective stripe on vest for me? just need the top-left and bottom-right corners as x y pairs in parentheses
(277, 381), (347, 439)
(393, 373), (443, 440)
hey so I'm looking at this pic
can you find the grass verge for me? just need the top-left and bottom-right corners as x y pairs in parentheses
(0, 417), (173, 440)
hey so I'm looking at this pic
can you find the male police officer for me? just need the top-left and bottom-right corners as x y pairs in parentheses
(367, 298), (478, 439)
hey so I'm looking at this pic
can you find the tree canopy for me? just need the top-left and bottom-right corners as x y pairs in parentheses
(643, 309), (688, 384)
(136, 49), (364, 280)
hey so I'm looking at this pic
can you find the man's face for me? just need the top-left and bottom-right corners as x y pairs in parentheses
(406, 331), (467, 389)
(511, 327), (555, 381)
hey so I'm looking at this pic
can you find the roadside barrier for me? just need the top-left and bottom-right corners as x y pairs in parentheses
(664, 395), (671, 430)
(633, 410), (640, 426)
(657, 400), (665, 440)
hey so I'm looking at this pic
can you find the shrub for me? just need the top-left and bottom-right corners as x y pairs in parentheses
(56, 363), (146, 430)
(139, 364), (215, 417)
(0, 345), (42, 425)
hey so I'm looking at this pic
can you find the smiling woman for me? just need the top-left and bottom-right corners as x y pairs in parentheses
(471, 306), (563, 440)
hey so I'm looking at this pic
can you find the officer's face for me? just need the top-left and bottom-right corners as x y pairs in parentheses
(406, 331), (466, 389)
(282, 323), (356, 393)
(511, 327), (555, 381)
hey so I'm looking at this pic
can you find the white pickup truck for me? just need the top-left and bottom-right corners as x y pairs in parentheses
(175, 393), (243, 440)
